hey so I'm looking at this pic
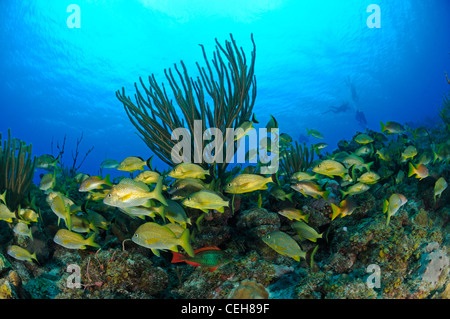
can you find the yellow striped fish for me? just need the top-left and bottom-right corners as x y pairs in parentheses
(103, 177), (167, 207)
(262, 231), (306, 261)
(0, 203), (15, 223)
(7, 245), (38, 263)
(224, 174), (274, 194)
(53, 229), (100, 249)
(182, 190), (229, 213)
(132, 222), (194, 257)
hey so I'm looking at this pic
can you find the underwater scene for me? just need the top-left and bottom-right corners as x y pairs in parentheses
(0, 0), (449, 303)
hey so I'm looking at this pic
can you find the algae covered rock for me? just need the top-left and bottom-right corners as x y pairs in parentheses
(54, 248), (170, 298)
(227, 279), (269, 299)
(0, 252), (12, 273)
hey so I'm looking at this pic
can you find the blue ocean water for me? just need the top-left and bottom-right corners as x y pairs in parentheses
(1, 0), (449, 177)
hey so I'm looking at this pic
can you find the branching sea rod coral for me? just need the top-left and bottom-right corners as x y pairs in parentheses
(280, 141), (314, 179)
(116, 34), (257, 183)
(0, 129), (35, 213)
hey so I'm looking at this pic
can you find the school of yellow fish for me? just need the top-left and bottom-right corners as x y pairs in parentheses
(1, 117), (448, 265)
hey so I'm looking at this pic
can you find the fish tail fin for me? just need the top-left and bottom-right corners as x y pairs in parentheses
(286, 192), (294, 203)
(322, 190), (330, 201)
(306, 128), (311, 136)
(31, 252), (39, 264)
(86, 233), (100, 248)
(365, 161), (374, 172)
(303, 214), (310, 223)
(171, 251), (187, 264)
(104, 174), (112, 186)
(380, 121), (386, 133)
(408, 162), (416, 178)
(179, 228), (194, 257)
(151, 177), (168, 206)
(252, 113), (259, 124)
(382, 199), (389, 214)
(0, 190), (6, 205)
(156, 205), (166, 222)
(330, 203), (341, 221)
(340, 189), (347, 199)
(432, 148), (439, 164)
(146, 155), (154, 170)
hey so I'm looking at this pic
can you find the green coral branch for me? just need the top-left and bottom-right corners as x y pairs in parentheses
(280, 141), (315, 179)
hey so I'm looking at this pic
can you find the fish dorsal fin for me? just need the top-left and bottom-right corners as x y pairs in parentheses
(119, 178), (150, 192)
(194, 246), (221, 254)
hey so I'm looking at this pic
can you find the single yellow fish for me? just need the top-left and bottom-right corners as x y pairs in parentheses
(380, 121), (405, 134)
(103, 177), (167, 207)
(342, 154), (373, 172)
(408, 162), (429, 180)
(312, 159), (347, 178)
(290, 181), (330, 200)
(164, 199), (191, 228)
(134, 170), (161, 184)
(330, 198), (357, 220)
(46, 192), (72, 229)
(383, 193), (407, 226)
(262, 231), (306, 261)
(355, 145), (372, 157)
(0, 203), (16, 223)
(234, 113), (259, 141)
(290, 171), (318, 182)
(224, 174), (274, 194)
(79, 175), (112, 192)
(132, 222), (194, 257)
(291, 221), (323, 242)
(182, 190), (229, 213)
(7, 245), (38, 263)
(270, 186), (294, 202)
(354, 133), (374, 144)
(357, 171), (380, 185)
(168, 163), (210, 179)
(53, 229), (100, 249)
(277, 207), (309, 222)
(13, 222), (33, 240)
(39, 172), (55, 191)
(306, 128), (324, 139)
(401, 145), (417, 162)
(117, 156), (152, 172)
(18, 207), (39, 224)
(375, 148), (391, 162)
(434, 177), (447, 202)
(35, 154), (59, 170)
(340, 182), (370, 198)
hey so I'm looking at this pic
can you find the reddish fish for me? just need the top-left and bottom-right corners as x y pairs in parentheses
(171, 247), (231, 271)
